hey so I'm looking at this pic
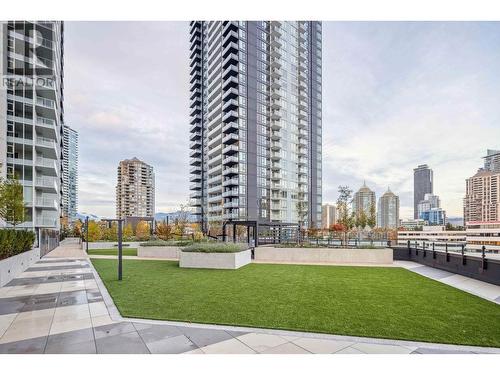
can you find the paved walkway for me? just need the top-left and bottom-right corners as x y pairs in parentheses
(395, 261), (500, 304)
(1, 241), (499, 354)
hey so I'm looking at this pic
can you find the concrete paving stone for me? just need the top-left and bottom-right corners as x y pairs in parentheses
(350, 342), (414, 354)
(86, 289), (103, 303)
(334, 346), (364, 354)
(183, 348), (204, 354)
(412, 266), (455, 280)
(93, 322), (136, 339)
(145, 334), (199, 354)
(44, 328), (96, 354)
(179, 326), (234, 348)
(50, 317), (93, 335)
(91, 314), (116, 327)
(89, 301), (109, 317)
(226, 330), (251, 338)
(26, 264), (90, 272)
(292, 337), (354, 354)
(56, 290), (89, 307)
(53, 304), (91, 322)
(0, 296), (30, 315)
(132, 322), (155, 331)
(45, 339), (97, 354)
(0, 335), (47, 354)
(0, 317), (51, 344)
(260, 342), (309, 354)
(96, 331), (150, 354)
(136, 324), (184, 343)
(237, 333), (289, 352)
(413, 347), (476, 354)
(200, 338), (256, 354)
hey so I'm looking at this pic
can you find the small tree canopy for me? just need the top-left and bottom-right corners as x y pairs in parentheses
(0, 177), (26, 227)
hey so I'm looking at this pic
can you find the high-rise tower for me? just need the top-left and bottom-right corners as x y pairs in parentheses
(189, 21), (322, 231)
(413, 164), (433, 219)
(0, 21), (65, 230)
(61, 125), (78, 222)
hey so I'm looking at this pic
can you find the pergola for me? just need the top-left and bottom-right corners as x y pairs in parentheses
(221, 220), (299, 246)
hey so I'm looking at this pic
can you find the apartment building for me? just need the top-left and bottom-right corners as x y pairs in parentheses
(189, 21), (322, 231)
(116, 158), (155, 219)
(464, 169), (500, 223)
(352, 181), (375, 218)
(0, 21), (64, 230)
(61, 124), (78, 222)
(377, 188), (399, 229)
(321, 203), (337, 229)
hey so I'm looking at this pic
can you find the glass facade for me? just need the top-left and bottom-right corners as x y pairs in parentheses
(189, 21), (322, 229)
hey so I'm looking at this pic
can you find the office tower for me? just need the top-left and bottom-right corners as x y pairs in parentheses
(321, 204), (337, 229)
(483, 149), (500, 173)
(464, 169), (500, 223)
(413, 164), (433, 219)
(417, 193), (445, 226)
(377, 188), (399, 229)
(61, 125), (78, 222)
(0, 21), (64, 230)
(352, 181), (376, 219)
(116, 157), (155, 219)
(189, 21), (322, 230)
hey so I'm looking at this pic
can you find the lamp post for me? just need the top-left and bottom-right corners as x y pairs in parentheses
(102, 218), (124, 281)
(85, 216), (89, 253)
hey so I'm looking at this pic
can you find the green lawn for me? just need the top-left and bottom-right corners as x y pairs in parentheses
(88, 248), (137, 256)
(91, 259), (500, 347)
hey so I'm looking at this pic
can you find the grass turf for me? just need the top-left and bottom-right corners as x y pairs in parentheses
(91, 259), (500, 347)
(88, 248), (137, 256)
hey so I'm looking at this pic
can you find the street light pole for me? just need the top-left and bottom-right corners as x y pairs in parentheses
(118, 219), (123, 281)
(85, 216), (89, 253)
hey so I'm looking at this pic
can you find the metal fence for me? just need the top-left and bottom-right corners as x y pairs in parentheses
(38, 228), (60, 257)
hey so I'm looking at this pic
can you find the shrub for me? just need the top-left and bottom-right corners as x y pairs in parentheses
(0, 229), (36, 260)
(135, 221), (151, 241)
(87, 221), (102, 242)
(140, 239), (193, 247)
(182, 242), (246, 253)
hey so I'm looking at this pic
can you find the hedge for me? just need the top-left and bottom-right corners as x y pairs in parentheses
(182, 242), (247, 253)
(0, 229), (36, 261)
(139, 240), (193, 247)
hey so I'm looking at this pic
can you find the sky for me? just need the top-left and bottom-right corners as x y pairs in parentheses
(64, 21), (500, 220)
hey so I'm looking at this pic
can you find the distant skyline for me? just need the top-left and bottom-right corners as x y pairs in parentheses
(64, 21), (500, 219)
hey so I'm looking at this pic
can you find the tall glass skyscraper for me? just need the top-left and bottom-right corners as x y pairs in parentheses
(0, 21), (64, 231)
(62, 125), (78, 222)
(189, 21), (322, 231)
(413, 164), (433, 219)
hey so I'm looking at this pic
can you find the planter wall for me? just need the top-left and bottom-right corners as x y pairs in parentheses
(82, 241), (141, 250)
(254, 247), (393, 265)
(0, 248), (41, 287)
(180, 249), (251, 269)
(137, 246), (181, 259)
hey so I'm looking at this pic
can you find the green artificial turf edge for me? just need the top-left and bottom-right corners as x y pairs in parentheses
(91, 258), (500, 347)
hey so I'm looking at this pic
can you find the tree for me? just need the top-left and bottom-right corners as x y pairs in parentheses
(155, 222), (172, 240)
(336, 186), (354, 245)
(356, 210), (367, 229)
(123, 223), (134, 241)
(102, 222), (118, 241)
(73, 220), (83, 237)
(367, 201), (376, 229)
(0, 177), (26, 227)
(173, 203), (190, 238)
(87, 221), (101, 242)
(135, 220), (150, 241)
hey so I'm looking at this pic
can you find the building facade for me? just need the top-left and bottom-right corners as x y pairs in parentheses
(483, 149), (500, 173)
(377, 188), (399, 229)
(0, 21), (64, 230)
(189, 21), (322, 231)
(417, 193), (446, 226)
(321, 203), (336, 229)
(116, 157), (155, 219)
(464, 169), (500, 223)
(61, 125), (78, 222)
(352, 181), (375, 219)
(413, 164), (433, 219)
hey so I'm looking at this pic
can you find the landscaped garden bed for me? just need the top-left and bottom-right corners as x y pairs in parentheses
(91, 258), (500, 347)
(137, 240), (194, 259)
(180, 242), (251, 269)
(0, 229), (37, 286)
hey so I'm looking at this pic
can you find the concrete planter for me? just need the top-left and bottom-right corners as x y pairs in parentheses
(180, 249), (251, 269)
(82, 241), (141, 250)
(137, 246), (181, 259)
(254, 247), (393, 265)
(0, 248), (41, 287)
